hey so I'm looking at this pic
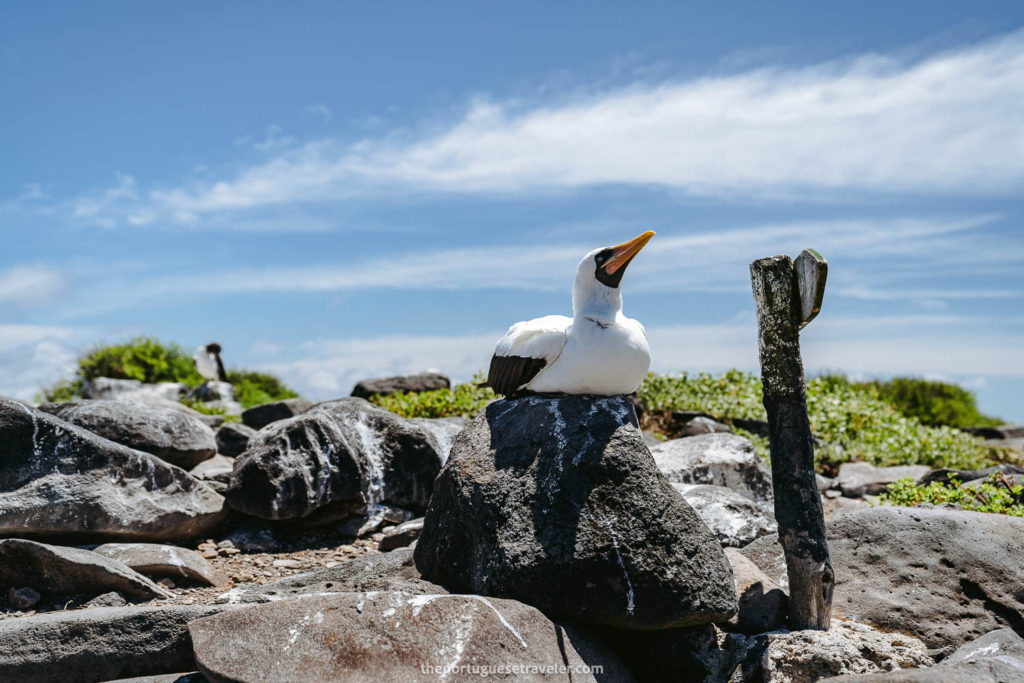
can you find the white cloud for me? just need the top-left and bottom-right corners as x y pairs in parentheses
(67, 30), (1024, 227)
(304, 104), (332, 121)
(0, 264), (68, 306)
(0, 324), (87, 401)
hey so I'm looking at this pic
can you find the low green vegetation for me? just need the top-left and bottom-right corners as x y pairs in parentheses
(38, 336), (298, 410)
(369, 372), (495, 419)
(879, 474), (1024, 517)
(865, 377), (1001, 429)
(637, 370), (1005, 472)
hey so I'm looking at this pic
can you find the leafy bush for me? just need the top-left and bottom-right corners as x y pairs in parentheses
(38, 337), (298, 410)
(879, 474), (1024, 517)
(369, 372), (495, 419)
(637, 370), (1001, 472)
(867, 377), (1001, 429)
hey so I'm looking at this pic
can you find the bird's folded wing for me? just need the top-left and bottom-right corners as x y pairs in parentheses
(487, 315), (570, 395)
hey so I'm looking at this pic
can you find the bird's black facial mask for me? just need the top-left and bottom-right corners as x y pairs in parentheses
(594, 248), (628, 288)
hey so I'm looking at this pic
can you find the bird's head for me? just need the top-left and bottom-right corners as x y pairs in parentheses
(205, 342), (222, 355)
(573, 230), (654, 318)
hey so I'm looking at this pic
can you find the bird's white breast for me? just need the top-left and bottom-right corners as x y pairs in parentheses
(525, 314), (650, 395)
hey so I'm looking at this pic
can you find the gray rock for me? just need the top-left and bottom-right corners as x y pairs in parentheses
(0, 605), (228, 682)
(350, 371), (451, 399)
(187, 382), (243, 417)
(39, 399), (217, 470)
(93, 543), (229, 587)
(338, 504), (414, 538)
(817, 473), (836, 491)
(214, 423), (255, 457)
(651, 432), (774, 504)
(221, 525), (280, 553)
(379, 518), (424, 551)
(741, 620), (933, 682)
(408, 416), (466, 462)
(227, 398), (453, 520)
(822, 628), (1024, 682)
(8, 585), (41, 610)
(415, 395), (737, 630)
(83, 378), (186, 403)
(188, 454), (234, 486)
(672, 483), (777, 548)
(241, 398), (314, 430)
(836, 462), (931, 498)
(84, 590), (128, 608)
(217, 548), (446, 604)
(724, 548), (787, 634)
(918, 463), (1024, 486)
(741, 506), (1024, 649)
(676, 413), (733, 436)
(191, 592), (633, 682)
(821, 494), (871, 521)
(0, 539), (172, 601)
(0, 398), (226, 541)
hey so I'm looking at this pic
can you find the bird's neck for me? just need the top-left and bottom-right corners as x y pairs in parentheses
(572, 283), (622, 323)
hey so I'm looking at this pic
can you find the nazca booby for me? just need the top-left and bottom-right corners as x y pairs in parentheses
(486, 231), (654, 396)
(193, 342), (227, 382)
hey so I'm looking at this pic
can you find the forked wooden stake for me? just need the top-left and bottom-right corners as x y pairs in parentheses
(750, 249), (834, 630)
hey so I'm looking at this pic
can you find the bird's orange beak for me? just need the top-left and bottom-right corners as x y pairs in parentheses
(604, 230), (655, 275)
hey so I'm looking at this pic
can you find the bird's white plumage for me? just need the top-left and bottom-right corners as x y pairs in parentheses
(193, 346), (220, 382)
(490, 243), (652, 395)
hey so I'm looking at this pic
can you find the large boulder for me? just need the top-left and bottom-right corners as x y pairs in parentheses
(214, 422), (255, 457)
(93, 542), (229, 586)
(40, 399), (217, 470)
(0, 605), (227, 682)
(741, 506), (1024, 649)
(350, 371), (451, 399)
(650, 433), (774, 504)
(0, 538), (172, 601)
(226, 398), (456, 520)
(241, 398), (315, 430)
(672, 483), (776, 548)
(191, 592), (632, 682)
(0, 398), (225, 541)
(415, 395), (737, 630)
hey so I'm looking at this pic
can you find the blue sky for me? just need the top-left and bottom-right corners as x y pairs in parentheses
(2, 2), (1023, 422)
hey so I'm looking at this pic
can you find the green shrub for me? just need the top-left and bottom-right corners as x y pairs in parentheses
(879, 474), (1024, 517)
(369, 372), (495, 419)
(37, 337), (298, 410)
(637, 370), (1000, 472)
(867, 377), (1001, 429)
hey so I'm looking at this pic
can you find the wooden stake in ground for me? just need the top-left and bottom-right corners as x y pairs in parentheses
(750, 249), (834, 630)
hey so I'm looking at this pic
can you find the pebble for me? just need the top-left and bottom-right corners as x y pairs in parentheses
(219, 547), (241, 556)
(217, 540), (235, 549)
(156, 577), (176, 589)
(201, 549), (219, 559)
(272, 559), (302, 569)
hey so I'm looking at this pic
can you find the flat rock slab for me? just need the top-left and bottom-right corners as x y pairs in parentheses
(93, 543), (229, 587)
(0, 398), (225, 541)
(191, 592), (633, 682)
(216, 548), (445, 604)
(40, 399), (216, 470)
(415, 395), (737, 630)
(836, 462), (931, 498)
(0, 605), (227, 683)
(651, 433), (774, 504)
(241, 398), (315, 430)
(350, 371), (451, 399)
(0, 538), (172, 601)
(822, 628), (1024, 682)
(227, 398), (455, 520)
(741, 506), (1024, 649)
(672, 483), (777, 548)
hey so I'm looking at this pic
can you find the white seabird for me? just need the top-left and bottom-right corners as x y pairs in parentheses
(486, 231), (654, 396)
(194, 342), (227, 382)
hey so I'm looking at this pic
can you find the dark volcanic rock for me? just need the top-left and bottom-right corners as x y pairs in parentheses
(0, 538), (172, 601)
(227, 398), (455, 520)
(350, 371), (451, 399)
(214, 422), (255, 457)
(93, 543), (229, 586)
(40, 399), (217, 470)
(917, 463), (1024, 486)
(240, 398), (315, 430)
(741, 506), (1024, 649)
(415, 395), (737, 630)
(191, 592), (632, 682)
(379, 517), (424, 551)
(672, 483), (776, 548)
(0, 398), (225, 541)
(216, 548), (446, 604)
(650, 432), (774, 504)
(0, 605), (227, 683)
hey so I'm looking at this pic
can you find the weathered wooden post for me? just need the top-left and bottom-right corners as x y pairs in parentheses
(750, 249), (834, 630)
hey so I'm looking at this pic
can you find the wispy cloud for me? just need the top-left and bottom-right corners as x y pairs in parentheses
(0, 264), (68, 306)
(64, 30), (1024, 227)
(0, 324), (88, 401)
(303, 104), (332, 122)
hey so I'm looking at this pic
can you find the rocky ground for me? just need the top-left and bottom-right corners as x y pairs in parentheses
(0, 375), (1022, 682)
